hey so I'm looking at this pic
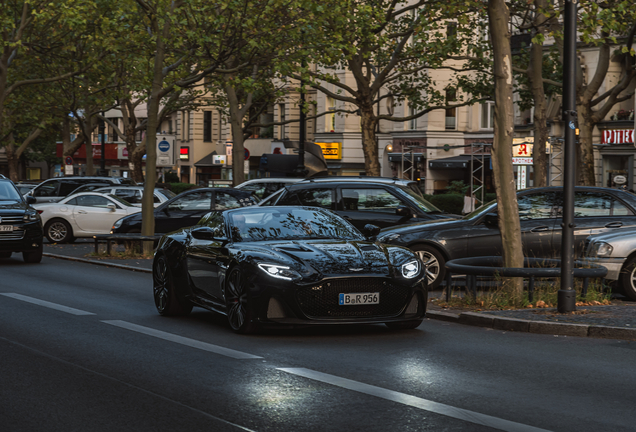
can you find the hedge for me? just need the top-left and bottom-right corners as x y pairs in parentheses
(167, 182), (197, 195)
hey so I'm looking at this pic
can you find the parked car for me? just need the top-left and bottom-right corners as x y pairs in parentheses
(25, 176), (135, 203)
(260, 177), (457, 231)
(93, 185), (175, 207)
(34, 192), (141, 243)
(66, 183), (114, 197)
(585, 228), (636, 301)
(152, 206), (427, 333)
(111, 187), (257, 235)
(0, 177), (44, 262)
(14, 182), (37, 195)
(235, 178), (303, 201)
(378, 186), (636, 289)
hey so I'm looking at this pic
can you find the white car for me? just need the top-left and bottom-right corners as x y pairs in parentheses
(34, 192), (141, 243)
(93, 186), (175, 208)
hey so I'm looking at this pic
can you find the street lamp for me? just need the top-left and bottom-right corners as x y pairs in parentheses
(558, 0), (578, 313)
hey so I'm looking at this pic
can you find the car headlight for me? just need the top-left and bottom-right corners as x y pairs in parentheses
(401, 260), (420, 279)
(257, 263), (302, 281)
(379, 233), (400, 243)
(24, 211), (39, 221)
(588, 242), (613, 257)
(112, 218), (124, 229)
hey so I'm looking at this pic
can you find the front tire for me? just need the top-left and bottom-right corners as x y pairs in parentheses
(153, 255), (193, 316)
(620, 257), (636, 301)
(225, 267), (258, 334)
(385, 319), (423, 330)
(0, 252), (11, 259)
(411, 245), (445, 289)
(45, 219), (74, 243)
(23, 244), (43, 263)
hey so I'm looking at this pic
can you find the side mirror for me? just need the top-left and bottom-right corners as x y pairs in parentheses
(26, 196), (36, 204)
(362, 224), (381, 241)
(396, 205), (414, 217)
(107, 203), (116, 211)
(484, 212), (498, 226)
(191, 226), (217, 240)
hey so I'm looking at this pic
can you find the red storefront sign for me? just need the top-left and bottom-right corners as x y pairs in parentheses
(602, 129), (635, 145)
(56, 143), (121, 160)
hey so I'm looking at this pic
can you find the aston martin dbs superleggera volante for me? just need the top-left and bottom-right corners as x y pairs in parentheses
(152, 206), (428, 333)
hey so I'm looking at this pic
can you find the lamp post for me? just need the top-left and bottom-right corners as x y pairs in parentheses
(558, 0), (578, 313)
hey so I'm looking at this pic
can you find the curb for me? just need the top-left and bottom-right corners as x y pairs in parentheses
(43, 253), (152, 274)
(426, 309), (636, 341)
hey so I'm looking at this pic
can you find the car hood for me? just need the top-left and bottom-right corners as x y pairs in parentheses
(0, 200), (28, 213)
(237, 239), (415, 278)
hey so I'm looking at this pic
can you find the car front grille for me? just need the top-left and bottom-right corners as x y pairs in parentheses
(0, 215), (24, 223)
(0, 230), (25, 240)
(296, 278), (409, 319)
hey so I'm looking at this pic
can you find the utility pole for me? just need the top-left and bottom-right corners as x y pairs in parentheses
(558, 0), (578, 313)
(99, 112), (106, 176)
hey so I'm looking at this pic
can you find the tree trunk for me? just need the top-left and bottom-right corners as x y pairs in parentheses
(488, 0), (524, 298)
(529, 0), (550, 188)
(360, 106), (380, 176)
(576, 104), (595, 186)
(6, 143), (19, 182)
(225, 84), (246, 186)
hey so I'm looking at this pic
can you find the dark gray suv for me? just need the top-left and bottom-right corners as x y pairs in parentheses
(0, 176), (44, 263)
(262, 177), (459, 231)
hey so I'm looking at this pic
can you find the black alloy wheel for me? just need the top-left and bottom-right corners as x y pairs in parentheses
(411, 244), (445, 289)
(225, 268), (257, 334)
(44, 219), (74, 243)
(153, 255), (193, 316)
(620, 257), (636, 301)
(22, 244), (43, 263)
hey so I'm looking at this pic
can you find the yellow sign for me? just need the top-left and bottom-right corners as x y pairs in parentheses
(316, 142), (342, 159)
(512, 137), (551, 157)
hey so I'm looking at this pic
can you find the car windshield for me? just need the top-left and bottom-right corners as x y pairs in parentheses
(228, 207), (364, 242)
(397, 186), (441, 213)
(107, 194), (134, 207)
(0, 182), (21, 201)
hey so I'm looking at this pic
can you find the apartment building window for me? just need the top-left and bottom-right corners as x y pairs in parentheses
(447, 21), (457, 39)
(181, 111), (190, 141)
(203, 111), (212, 142)
(481, 102), (495, 129)
(326, 97), (336, 132)
(445, 88), (457, 130)
(408, 105), (417, 130)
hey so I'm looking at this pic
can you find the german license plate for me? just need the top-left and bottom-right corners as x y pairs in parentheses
(0, 225), (13, 232)
(339, 292), (379, 305)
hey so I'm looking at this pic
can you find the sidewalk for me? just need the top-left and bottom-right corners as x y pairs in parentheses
(44, 239), (153, 273)
(42, 241), (636, 341)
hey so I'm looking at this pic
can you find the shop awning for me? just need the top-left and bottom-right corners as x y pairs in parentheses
(428, 154), (490, 170)
(388, 152), (425, 163)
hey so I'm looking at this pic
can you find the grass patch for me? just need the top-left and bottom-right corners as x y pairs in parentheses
(431, 277), (612, 311)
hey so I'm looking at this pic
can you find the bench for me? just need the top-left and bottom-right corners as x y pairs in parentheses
(93, 234), (162, 255)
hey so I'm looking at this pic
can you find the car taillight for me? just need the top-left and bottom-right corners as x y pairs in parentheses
(36, 210), (43, 214)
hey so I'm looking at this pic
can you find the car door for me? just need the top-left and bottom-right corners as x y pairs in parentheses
(32, 180), (60, 203)
(553, 191), (636, 257)
(186, 213), (228, 303)
(72, 194), (128, 234)
(465, 191), (558, 258)
(155, 191), (213, 233)
(337, 187), (413, 230)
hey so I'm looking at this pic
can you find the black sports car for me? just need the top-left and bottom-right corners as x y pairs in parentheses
(152, 206), (428, 333)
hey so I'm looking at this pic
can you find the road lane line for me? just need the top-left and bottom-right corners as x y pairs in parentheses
(278, 368), (552, 432)
(0, 293), (95, 316)
(102, 320), (262, 360)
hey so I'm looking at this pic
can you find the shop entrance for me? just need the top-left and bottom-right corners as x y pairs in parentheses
(602, 154), (633, 190)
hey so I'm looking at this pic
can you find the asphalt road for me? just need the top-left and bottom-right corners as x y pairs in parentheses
(1, 256), (634, 432)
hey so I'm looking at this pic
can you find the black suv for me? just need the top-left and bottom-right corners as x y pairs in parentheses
(262, 177), (459, 230)
(0, 176), (44, 263)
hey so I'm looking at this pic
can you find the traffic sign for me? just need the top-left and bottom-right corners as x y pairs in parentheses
(244, 148), (250, 160)
(158, 140), (170, 152)
(65, 156), (73, 165)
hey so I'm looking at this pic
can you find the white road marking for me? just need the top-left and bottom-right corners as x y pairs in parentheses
(278, 368), (552, 432)
(102, 320), (262, 360)
(0, 293), (95, 315)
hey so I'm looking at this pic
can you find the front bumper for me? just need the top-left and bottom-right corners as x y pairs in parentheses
(249, 274), (428, 327)
(585, 257), (625, 281)
(0, 222), (43, 253)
